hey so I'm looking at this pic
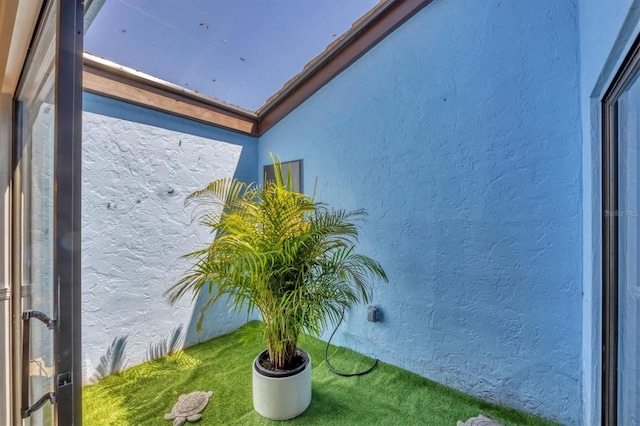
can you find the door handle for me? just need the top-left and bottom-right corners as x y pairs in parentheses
(21, 310), (57, 418)
(22, 393), (56, 419)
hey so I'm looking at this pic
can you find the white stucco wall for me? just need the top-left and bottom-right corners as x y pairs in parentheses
(81, 106), (255, 383)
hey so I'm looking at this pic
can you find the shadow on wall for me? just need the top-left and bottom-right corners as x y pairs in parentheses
(183, 292), (257, 348)
(90, 324), (186, 382)
(82, 93), (258, 380)
(178, 140), (259, 348)
(179, 169), (259, 347)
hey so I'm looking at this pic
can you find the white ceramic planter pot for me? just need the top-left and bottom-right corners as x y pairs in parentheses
(252, 349), (312, 420)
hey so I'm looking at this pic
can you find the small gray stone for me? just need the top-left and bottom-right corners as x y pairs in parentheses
(165, 391), (213, 426)
(456, 414), (503, 426)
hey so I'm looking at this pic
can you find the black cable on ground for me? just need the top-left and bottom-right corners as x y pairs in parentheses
(324, 309), (379, 377)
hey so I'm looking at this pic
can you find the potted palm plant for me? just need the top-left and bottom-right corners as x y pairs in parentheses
(166, 158), (387, 420)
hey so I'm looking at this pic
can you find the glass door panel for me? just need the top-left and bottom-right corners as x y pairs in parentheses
(15, 1), (57, 424)
(617, 73), (640, 425)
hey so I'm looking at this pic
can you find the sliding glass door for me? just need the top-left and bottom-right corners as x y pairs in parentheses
(616, 73), (640, 426)
(12, 0), (83, 424)
(603, 35), (640, 426)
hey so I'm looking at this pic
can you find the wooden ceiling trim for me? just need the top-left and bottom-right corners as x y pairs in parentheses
(83, 60), (258, 136)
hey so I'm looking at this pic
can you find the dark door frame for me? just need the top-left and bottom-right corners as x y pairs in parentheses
(601, 30), (640, 426)
(55, 0), (83, 423)
(12, 0), (83, 424)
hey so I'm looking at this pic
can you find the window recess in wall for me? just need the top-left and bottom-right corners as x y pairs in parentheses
(264, 160), (303, 193)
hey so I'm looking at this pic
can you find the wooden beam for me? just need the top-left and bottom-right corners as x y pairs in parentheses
(83, 63), (258, 136)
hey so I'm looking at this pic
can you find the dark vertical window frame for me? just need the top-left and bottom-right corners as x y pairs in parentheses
(601, 31), (640, 426)
(10, 89), (24, 426)
(602, 93), (618, 426)
(54, 0), (84, 423)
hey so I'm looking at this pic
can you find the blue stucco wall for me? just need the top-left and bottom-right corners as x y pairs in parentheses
(258, 0), (582, 423)
(578, 1), (639, 424)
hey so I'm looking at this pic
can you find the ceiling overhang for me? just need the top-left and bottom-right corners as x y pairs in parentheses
(83, 0), (433, 136)
(0, 0), (43, 95)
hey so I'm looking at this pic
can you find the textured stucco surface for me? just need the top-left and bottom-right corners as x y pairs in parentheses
(578, 1), (639, 424)
(81, 94), (257, 382)
(258, 0), (582, 423)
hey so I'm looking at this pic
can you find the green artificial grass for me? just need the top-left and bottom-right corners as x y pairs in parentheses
(83, 322), (559, 425)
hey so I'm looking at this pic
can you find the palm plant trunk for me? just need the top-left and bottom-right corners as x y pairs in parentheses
(267, 337), (298, 370)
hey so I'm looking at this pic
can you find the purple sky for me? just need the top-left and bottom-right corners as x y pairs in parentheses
(85, 0), (379, 111)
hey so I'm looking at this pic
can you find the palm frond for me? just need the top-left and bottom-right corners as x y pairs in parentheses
(168, 155), (388, 370)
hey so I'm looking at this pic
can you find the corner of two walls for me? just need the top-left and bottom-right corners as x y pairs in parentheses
(81, 93), (258, 383)
(258, 0), (582, 424)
